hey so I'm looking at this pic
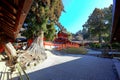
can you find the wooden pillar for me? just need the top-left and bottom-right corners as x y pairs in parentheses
(3, 42), (17, 66)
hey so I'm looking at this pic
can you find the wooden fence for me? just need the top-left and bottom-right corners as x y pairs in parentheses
(44, 41), (80, 50)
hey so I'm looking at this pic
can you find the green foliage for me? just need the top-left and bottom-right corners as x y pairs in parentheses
(61, 47), (87, 54)
(44, 22), (56, 41)
(22, 0), (64, 40)
(101, 43), (111, 49)
(82, 5), (112, 42)
(89, 43), (101, 48)
(89, 42), (120, 50)
(82, 26), (90, 40)
(87, 8), (104, 43)
(111, 42), (120, 49)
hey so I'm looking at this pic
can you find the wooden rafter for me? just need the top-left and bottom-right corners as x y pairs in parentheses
(14, 0), (33, 38)
(0, 0), (17, 14)
(0, 19), (14, 28)
(0, 21), (14, 30)
(0, 16), (15, 25)
(0, 21), (14, 32)
(7, 0), (20, 8)
(0, 7), (16, 20)
(0, 0), (33, 41)
(0, 15), (16, 25)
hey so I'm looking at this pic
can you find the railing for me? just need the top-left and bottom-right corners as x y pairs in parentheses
(44, 41), (80, 50)
(55, 43), (79, 50)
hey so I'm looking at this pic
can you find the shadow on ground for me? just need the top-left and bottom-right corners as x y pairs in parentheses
(13, 54), (119, 80)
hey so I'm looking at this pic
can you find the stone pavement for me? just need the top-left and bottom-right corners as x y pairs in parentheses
(25, 51), (119, 80)
(112, 59), (120, 79)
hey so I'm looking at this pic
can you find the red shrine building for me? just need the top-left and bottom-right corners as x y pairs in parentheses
(54, 31), (71, 44)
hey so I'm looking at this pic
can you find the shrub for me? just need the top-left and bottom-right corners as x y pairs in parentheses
(89, 43), (95, 48)
(95, 43), (101, 48)
(111, 42), (120, 49)
(89, 43), (101, 48)
(101, 43), (111, 49)
(61, 47), (87, 54)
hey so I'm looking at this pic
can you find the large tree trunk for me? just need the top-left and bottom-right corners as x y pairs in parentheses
(17, 30), (47, 68)
(27, 30), (46, 60)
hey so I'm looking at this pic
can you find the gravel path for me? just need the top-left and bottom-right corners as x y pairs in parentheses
(26, 51), (119, 80)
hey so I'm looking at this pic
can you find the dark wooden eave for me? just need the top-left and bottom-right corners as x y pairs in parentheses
(0, 0), (32, 42)
(111, 0), (120, 43)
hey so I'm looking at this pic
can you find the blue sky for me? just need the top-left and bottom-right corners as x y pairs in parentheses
(59, 0), (113, 33)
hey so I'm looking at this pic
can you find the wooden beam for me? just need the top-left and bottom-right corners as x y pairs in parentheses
(0, 21), (14, 35)
(0, 19), (14, 28)
(0, 6), (16, 20)
(14, 0), (19, 6)
(0, 0), (32, 40)
(14, 0), (33, 38)
(1, 26), (15, 39)
(0, 20), (15, 39)
(1, 24), (14, 33)
(1, 15), (15, 24)
(0, 0), (17, 14)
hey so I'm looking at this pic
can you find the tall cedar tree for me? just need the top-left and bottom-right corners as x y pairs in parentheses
(22, 0), (64, 61)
